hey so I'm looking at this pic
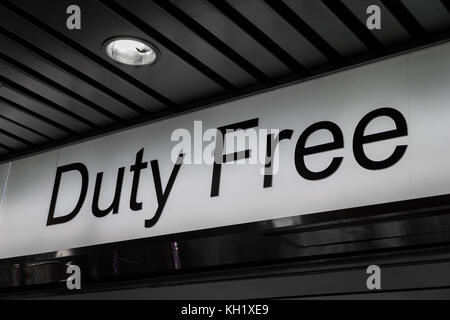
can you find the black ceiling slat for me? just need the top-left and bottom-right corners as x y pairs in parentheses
(442, 0), (450, 12)
(0, 71), (99, 130)
(380, 0), (428, 39)
(0, 114), (53, 141)
(0, 27), (149, 117)
(152, 0), (268, 82)
(0, 128), (35, 147)
(0, 0), (178, 110)
(205, 0), (309, 75)
(0, 52), (123, 124)
(263, 0), (342, 62)
(0, 91), (77, 136)
(99, 0), (236, 91)
(0, 142), (15, 153)
(321, 0), (384, 51)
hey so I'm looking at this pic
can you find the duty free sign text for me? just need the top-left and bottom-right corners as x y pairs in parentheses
(47, 107), (408, 229)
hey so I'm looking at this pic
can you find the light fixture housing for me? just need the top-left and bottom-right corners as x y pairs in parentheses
(104, 37), (158, 67)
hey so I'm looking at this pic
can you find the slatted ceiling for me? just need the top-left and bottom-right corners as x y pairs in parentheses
(401, 0), (450, 33)
(0, 97), (78, 142)
(0, 86), (90, 134)
(0, 147), (11, 156)
(207, 0), (309, 75)
(443, 0), (450, 13)
(172, 0), (291, 79)
(0, 109), (64, 144)
(321, 0), (384, 52)
(0, 118), (48, 145)
(263, 0), (342, 62)
(0, 97), (57, 138)
(0, 99), (66, 140)
(0, 0), (446, 162)
(226, 0), (329, 69)
(115, 0), (256, 89)
(0, 33), (142, 121)
(343, 0), (413, 46)
(1, 1), (178, 110)
(151, 1), (267, 85)
(282, 0), (368, 57)
(12, 0), (226, 107)
(0, 52), (122, 127)
(97, 0), (230, 100)
(0, 11), (166, 115)
(380, 0), (428, 40)
(0, 61), (112, 130)
(0, 130), (30, 150)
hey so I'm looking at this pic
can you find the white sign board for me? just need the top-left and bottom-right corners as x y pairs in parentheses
(1, 43), (450, 259)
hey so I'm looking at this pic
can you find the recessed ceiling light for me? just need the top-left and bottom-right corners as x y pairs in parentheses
(104, 37), (158, 66)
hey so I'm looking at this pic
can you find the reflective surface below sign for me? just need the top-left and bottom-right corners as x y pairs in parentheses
(1, 194), (450, 298)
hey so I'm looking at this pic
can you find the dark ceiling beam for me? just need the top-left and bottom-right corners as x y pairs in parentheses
(321, 0), (384, 52)
(0, 56), (103, 129)
(153, 0), (268, 82)
(206, 0), (309, 75)
(0, 127), (35, 148)
(0, 26), (149, 116)
(0, 80), (95, 133)
(264, 0), (342, 62)
(99, 0), (237, 92)
(0, 114), (53, 141)
(380, 0), (428, 39)
(0, 0), (178, 110)
(0, 142), (15, 153)
(0, 52), (122, 124)
(442, 0), (450, 13)
(0, 94), (76, 135)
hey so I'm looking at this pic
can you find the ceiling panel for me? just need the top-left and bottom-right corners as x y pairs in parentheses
(0, 97), (68, 140)
(172, 0), (291, 78)
(0, 0), (446, 162)
(116, 0), (258, 88)
(0, 34), (142, 121)
(226, 0), (329, 69)
(0, 117), (49, 145)
(400, 0), (450, 33)
(0, 60), (113, 128)
(0, 7), (167, 114)
(12, 0), (226, 105)
(283, 0), (368, 57)
(0, 86), (91, 134)
(343, 0), (413, 45)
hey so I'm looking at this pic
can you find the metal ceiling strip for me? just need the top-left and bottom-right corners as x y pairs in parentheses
(264, 0), (342, 62)
(442, 0), (450, 12)
(0, 0), (178, 110)
(380, 0), (428, 39)
(0, 115), (52, 143)
(0, 128), (35, 148)
(400, 0), (450, 34)
(153, 0), (268, 82)
(321, 0), (384, 51)
(0, 142), (15, 153)
(0, 27), (149, 117)
(0, 62), (101, 130)
(99, 0), (236, 92)
(0, 53), (123, 124)
(206, 0), (309, 75)
(0, 91), (77, 136)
